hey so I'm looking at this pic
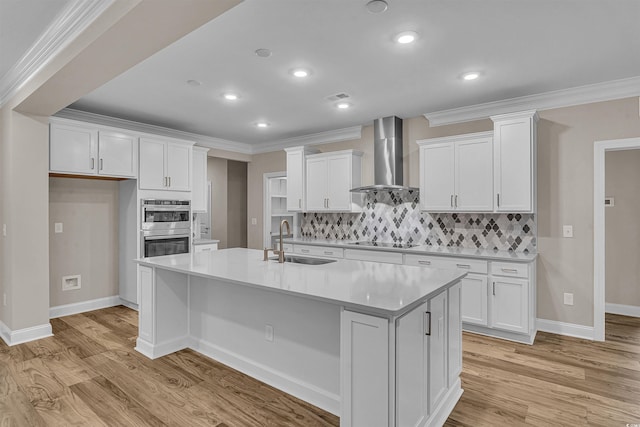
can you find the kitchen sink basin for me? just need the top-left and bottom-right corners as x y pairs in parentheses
(269, 255), (337, 265)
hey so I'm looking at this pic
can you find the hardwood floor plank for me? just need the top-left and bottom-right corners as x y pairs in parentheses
(70, 375), (167, 427)
(52, 327), (110, 359)
(0, 391), (47, 427)
(31, 392), (108, 427)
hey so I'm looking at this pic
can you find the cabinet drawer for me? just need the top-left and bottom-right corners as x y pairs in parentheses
(293, 245), (344, 258)
(194, 243), (218, 253)
(491, 262), (529, 278)
(404, 255), (488, 274)
(344, 249), (403, 265)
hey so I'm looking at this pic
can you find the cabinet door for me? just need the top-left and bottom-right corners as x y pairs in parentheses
(340, 310), (389, 427)
(456, 138), (493, 211)
(139, 138), (167, 190)
(396, 302), (429, 427)
(286, 150), (304, 211)
(491, 277), (529, 333)
(98, 131), (137, 178)
(191, 149), (208, 212)
(420, 143), (455, 211)
(326, 154), (351, 210)
(166, 142), (191, 191)
(494, 118), (533, 212)
(428, 289), (448, 413)
(50, 123), (97, 174)
(306, 157), (327, 211)
(448, 282), (462, 387)
(138, 265), (154, 343)
(461, 274), (488, 326)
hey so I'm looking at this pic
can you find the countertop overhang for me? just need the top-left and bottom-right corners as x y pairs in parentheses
(135, 248), (466, 317)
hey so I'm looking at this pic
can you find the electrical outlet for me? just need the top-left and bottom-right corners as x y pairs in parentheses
(251, 218), (257, 226)
(265, 324), (274, 342)
(2, 224), (6, 237)
(562, 225), (573, 238)
(54, 223), (63, 233)
(3, 293), (6, 307)
(563, 293), (574, 306)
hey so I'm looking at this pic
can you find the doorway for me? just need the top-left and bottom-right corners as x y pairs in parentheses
(593, 137), (640, 341)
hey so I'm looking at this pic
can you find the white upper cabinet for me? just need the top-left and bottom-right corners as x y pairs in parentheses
(491, 110), (538, 213)
(50, 119), (137, 178)
(191, 147), (209, 213)
(418, 131), (493, 212)
(305, 150), (363, 212)
(139, 137), (193, 191)
(285, 146), (319, 212)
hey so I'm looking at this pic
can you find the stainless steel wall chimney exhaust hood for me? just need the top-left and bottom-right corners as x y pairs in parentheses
(350, 116), (418, 193)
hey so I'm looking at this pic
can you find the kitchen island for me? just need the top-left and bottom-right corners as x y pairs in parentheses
(135, 248), (466, 427)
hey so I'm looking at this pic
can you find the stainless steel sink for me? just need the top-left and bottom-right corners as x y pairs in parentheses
(269, 255), (336, 265)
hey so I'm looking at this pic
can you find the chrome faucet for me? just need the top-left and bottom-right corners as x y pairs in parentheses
(263, 219), (291, 263)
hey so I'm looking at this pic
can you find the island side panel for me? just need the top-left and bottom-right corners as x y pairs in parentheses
(188, 276), (341, 415)
(136, 266), (189, 359)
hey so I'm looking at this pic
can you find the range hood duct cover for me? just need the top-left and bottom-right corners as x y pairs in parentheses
(351, 116), (418, 193)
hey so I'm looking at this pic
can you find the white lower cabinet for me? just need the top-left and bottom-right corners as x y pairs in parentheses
(405, 253), (536, 344)
(491, 276), (529, 334)
(342, 283), (462, 427)
(293, 244), (344, 258)
(194, 243), (218, 253)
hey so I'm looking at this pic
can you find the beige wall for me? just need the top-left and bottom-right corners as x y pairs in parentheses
(227, 160), (248, 248)
(49, 178), (119, 307)
(247, 151), (286, 249)
(209, 157), (229, 249)
(605, 149), (640, 307)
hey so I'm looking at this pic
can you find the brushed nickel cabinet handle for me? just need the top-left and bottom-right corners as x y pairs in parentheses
(501, 268), (519, 273)
(450, 195), (454, 208)
(418, 260), (431, 265)
(91, 158), (95, 170)
(301, 249), (310, 253)
(455, 195), (458, 208)
(99, 158), (103, 171)
(324, 251), (333, 255)
(299, 199), (301, 208)
(456, 264), (471, 269)
(492, 282), (496, 296)
(169, 176), (171, 187)
(497, 193), (500, 207)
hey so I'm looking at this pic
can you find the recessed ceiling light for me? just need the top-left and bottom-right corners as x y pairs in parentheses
(365, 0), (388, 13)
(223, 93), (239, 101)
(187, 79), (201, 86)
(255, 48), (272, 58)
(291, 68), (311, 78)
(256, 122), (270, 128)
(462, 72), (480, 81)
(395, 31), (418, 44)
(336, 102), (351, 109)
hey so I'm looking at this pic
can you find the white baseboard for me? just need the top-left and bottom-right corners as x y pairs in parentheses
(190, 337), (340, 416)
(605, 303), (640, 318)
(536, 318), (595, 340)
(135, 336), (188, 359)
(0, 320), (53, 346)
(49, 295), (123, 318)
(427, 379), (463, 427)
(119, 299), (139, 311)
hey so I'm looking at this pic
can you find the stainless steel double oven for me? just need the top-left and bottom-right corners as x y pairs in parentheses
(141, 199), (191, 257)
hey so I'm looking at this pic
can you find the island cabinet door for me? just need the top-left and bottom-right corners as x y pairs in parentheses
(448, 282), (462, 387)
(138, 265), (154, 343)
(340, 310), (389, 427)
(427, 290), (448, 413)
(396, 301), (429, 427)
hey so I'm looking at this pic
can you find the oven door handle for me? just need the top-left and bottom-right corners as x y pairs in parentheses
(143, 234), (190, 241)
(143, 207), (190, 212)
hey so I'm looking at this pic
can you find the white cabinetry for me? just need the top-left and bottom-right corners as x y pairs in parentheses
(191, 147), (209, 212)
(285, 146), (319, 212)
(50, 119), (137, 178)
(342, 283), (462, 427)
(139, 137), (193, 191)
(194, 242), (218, 253)
(491, 110), (538, 213)
(418, 132), (493, 212)
(405, 253), (536, 344)
(305, 150), (363, 212)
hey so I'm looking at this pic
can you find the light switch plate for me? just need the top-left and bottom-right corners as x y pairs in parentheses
(2, 224), (5, 237)
(563, 293), (574, 306)
(54, 223), (63, 233)
(562, 225), (573, 238)
(251, 218), (257, 225)
(265, 324), (274, 342)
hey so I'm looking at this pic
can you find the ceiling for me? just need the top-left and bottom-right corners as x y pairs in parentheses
(0, 0), (70, 81)
(5, 0), (640, 147)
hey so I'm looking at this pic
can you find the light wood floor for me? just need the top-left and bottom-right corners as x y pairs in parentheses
(1, 308), (638, 426)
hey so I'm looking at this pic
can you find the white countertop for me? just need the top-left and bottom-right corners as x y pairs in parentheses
(192, 239), (220, 246)
(284, 238), (537, 262)
(136, 248), (465, 316)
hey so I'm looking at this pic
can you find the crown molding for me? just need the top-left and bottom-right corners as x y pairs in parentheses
(251, 125), (363, 154)
(0, 0), (114, 108)
(55, 108), (254, 154)
(424, 76), (640, 127)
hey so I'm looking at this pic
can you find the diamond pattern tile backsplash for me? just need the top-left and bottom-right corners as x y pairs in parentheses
(299, 190), (536, 252)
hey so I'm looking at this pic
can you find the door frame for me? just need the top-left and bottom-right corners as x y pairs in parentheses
(593, 137), (640, 341)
